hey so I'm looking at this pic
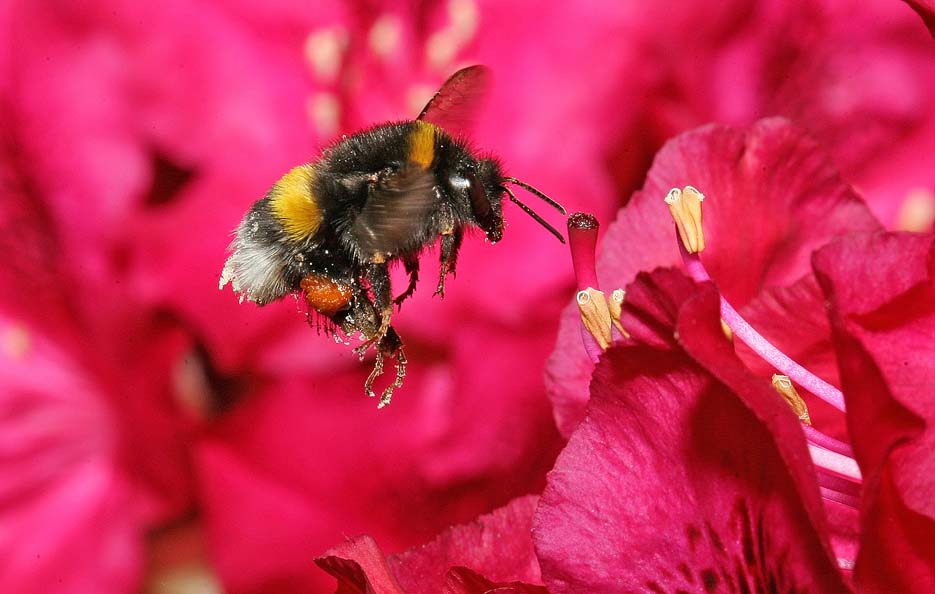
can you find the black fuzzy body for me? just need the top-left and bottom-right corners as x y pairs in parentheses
(223, 120), (505, 315)
(313, 121), (502, 264)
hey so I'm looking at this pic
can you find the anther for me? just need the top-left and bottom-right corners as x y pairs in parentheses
(665, 186), (706, 253)
(607, 288), (630, 337)
(576, 288), (612, 350)
(771, 374), (812, 425)
(720, 319), (733, 342)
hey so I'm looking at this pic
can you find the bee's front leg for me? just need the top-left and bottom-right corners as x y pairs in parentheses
(435, 227), (463, 298)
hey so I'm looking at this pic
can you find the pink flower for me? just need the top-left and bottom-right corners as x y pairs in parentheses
(1, 0), (330, 590)
(547, 118), (880, 437)
(0, 314), (144, 594)
(537, 270), (852, 593)
(535, 228), (935, 591)
(814, 232), (935, 589)
(539, 117), (935, 590)
(8, 0), (934, 592)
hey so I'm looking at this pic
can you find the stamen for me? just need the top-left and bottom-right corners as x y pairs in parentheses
(802, 425), (854, 457)
(679, 238), (846, 412)
(577, 289), (612, 350)
(771, 375), (811, 425)
(665, 186), (706, 253)
(664, 191), (847, 413)
(837, 557), (855, 571)
(608, 288), (629, 338)
(808, 442), (862, 482)
(820, 487), (860, 509)
(655, 186), (867, 560)
(817, 469), (861, 497)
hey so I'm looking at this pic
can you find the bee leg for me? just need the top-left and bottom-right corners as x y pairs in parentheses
(354, 261), (393, 355)
(360, 326), (406, 406)
(393, 255), (420, 308)
(369, 261), (393, 338)
(434, 227), (463, 298)
(373, 328), (406, 407)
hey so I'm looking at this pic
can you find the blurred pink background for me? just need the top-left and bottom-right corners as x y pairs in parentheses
(1, 0), (933, 593)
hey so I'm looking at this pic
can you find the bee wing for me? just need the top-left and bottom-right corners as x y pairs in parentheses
(351, 165), (438, 257)
(417, 65), (491, 137)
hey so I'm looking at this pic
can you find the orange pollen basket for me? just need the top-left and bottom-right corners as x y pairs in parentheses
(300, 274), (353, 317)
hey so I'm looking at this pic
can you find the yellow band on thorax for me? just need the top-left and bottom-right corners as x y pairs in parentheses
(408, 121), (436, 169)
(270, 164), (321, 240)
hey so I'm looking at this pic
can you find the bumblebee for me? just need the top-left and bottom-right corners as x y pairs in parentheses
(220, 66), (566, 406)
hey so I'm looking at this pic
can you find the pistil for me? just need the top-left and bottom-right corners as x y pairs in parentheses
(569, 213), (612, 362)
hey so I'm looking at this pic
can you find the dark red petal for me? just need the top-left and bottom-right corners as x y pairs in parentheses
(618, 267), (699, 350)
(443, 567), (547, 594)
(534, 271), (848, 594)
(813, 231), (935, 592)
(316, 535), (406, 594)
(389, 496), (543, 594)
(904, 0), (935, 37)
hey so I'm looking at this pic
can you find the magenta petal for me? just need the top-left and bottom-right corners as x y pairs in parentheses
(596, 118), (880, 307)
(534, 272), (847, 594)
(813, 231), (935, 592)
(618, 268), (699, 349)
(544, 302), (596, 438)
(545, 118), (880, 436)
(316, 536), (406, 594)
(389, 496), (543, 594)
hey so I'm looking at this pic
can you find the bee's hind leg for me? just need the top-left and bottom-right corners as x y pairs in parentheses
(363, 327), (406, 407)
(353, 261), (393, 355)
(350, 261), (407, 405)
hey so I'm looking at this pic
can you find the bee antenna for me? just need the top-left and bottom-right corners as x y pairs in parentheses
(502, 177), (567, 215)
(501, 186), (566, 244)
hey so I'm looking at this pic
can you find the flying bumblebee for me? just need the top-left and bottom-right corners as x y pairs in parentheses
(220, 65), (566, 407)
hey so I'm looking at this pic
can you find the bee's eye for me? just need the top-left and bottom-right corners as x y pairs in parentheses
(448, 175), (471, 192)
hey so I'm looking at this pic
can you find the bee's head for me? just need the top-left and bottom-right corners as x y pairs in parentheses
(468, 158), (505, 243)
(450, 158), (566, 244)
